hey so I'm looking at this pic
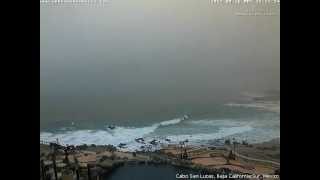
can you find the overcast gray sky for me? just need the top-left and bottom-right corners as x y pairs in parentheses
(41, 0), (279, 125)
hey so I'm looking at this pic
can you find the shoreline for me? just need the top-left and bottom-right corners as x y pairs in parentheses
(40, 138), (280, 179)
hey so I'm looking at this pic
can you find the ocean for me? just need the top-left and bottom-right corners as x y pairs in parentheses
(40, 94), (280, 152)
(40, 0), (280, 151)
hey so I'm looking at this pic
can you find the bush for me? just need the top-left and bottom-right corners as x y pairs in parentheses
(228, 150), (236, 160)
(99, 155), (108, 162)
(224, 139), (231, 145)
(242, 140), (249, 146)
(105, 144), (117, 152)
(77, 144), (88, 150)
(110, 153), (117, 160)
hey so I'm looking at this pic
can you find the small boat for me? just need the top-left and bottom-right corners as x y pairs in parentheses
(182, 115), (189, 120)
(108, 125), (116, 130)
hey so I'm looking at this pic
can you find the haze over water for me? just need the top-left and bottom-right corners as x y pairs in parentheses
(41, 0), (279, 148)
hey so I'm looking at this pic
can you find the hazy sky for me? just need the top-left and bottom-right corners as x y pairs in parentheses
(41, 0), (280, 126)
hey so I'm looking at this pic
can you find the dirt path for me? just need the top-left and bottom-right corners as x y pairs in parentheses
(222, 146), (280, 167)
(186, 145), (280, 167)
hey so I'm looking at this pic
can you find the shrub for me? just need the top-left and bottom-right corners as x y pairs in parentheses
(106, 144), (117, 152)
(110, 153), (117, 160)
(224, 139), (231, 145)
(99, 155), (108, 162)
(242, 140), (249, 146)
(77, 144), (88, 150)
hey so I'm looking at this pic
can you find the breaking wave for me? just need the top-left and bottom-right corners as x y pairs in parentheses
(40, 116), (257, 151)
(166, 125), (253, 143)
(40, 117), (187, 147)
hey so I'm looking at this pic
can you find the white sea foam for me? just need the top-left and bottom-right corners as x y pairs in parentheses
(166, 125), (253, 143)
(40, 117), (187, 148)
(41, 127), (155, 147)
(40, 118), (255, 152)
(158, 118), (183, 126)
(40, 113), (280, 152)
